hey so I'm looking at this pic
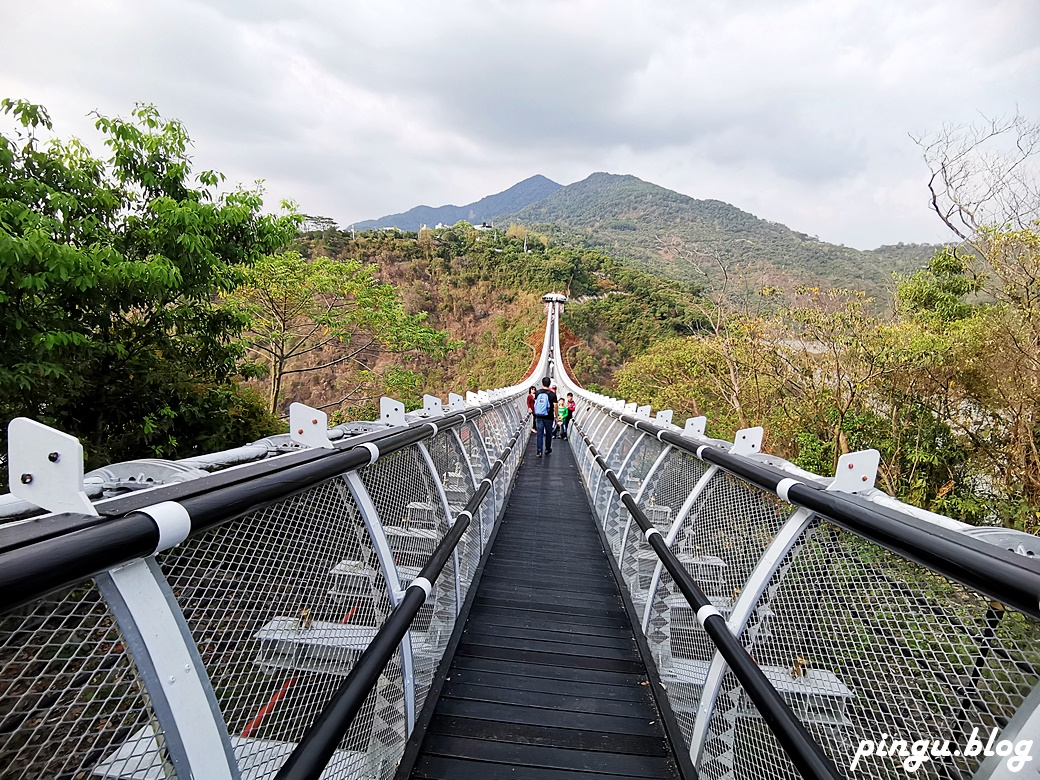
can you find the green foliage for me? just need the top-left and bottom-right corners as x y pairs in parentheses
(612, 262), (999, 525)
(0, 99), (297, 472)
(224, 250), (457, 414)
(896, 247), (977, 323)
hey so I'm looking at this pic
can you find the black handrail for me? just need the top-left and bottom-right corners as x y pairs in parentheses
(588, 407), (1040, 621)
(0, 401), (520, 613)
(273, 418), (528, 780)
(574, 424), (844, 780)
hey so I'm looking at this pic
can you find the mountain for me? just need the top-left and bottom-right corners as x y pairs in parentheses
(498, 173), (937, 298)
(353, 174), (562, 231)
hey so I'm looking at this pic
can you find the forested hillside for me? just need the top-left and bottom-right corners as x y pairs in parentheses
(501, 172), (936, 300)
(286, 223), (702, 414)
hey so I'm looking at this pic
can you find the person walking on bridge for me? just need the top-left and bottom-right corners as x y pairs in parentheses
(526, 385), (537, 433)
(560, 392), (575, 440)
(532, 377), (557, 458)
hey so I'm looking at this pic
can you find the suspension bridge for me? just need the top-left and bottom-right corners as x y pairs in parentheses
(1, 298), (1039, 780)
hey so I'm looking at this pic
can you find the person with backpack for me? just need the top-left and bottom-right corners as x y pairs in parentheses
(532, 377), (557, 458)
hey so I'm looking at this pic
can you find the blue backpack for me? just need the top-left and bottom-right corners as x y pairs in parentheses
(533, 391), (551, 417)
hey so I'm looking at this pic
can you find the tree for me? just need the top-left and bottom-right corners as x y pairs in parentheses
(0, 99), (299, 470)
(225, 251), (457, 414)
(915, 113), (1040, 528)
(915, 113), (1039, 246)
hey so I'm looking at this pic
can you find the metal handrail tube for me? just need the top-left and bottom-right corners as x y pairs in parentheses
(0, 405), (501, 614)
(575, 426), (844, 780)
(273, 418), (528, 780)
(609, 411), (1040, 622)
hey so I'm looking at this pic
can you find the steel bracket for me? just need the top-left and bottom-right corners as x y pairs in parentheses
(380, 397), (407, 427)
(828, 449), (880, 494)
(289, 403), (334, 449)
(683, 416), (707, 438)
(8, 417), (98, 516)
(422, 395), (444, 417)
(730, 426), (763, 456)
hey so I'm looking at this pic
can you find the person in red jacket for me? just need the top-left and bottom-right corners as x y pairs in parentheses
(526, 386), (537, 433)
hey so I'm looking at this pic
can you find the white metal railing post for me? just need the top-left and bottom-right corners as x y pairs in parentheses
(95, 557), (240, 780)
(416, 441), (463, 614)
(343, 472), (417, 733)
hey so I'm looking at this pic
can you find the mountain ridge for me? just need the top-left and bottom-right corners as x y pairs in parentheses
(353, 174), (561, 231)
(358, 171), (938, 297)
(497, 172), (936, 297)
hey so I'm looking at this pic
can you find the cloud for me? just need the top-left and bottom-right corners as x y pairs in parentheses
(1, 0), (1037, 248)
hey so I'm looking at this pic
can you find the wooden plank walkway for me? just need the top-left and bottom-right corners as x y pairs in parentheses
(403, 435), (682, 780)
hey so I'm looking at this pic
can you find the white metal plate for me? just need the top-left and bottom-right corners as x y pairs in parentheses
(379, 397), (406, 426)
(289, 403), (334, 449)
(8, 417), (97, 516)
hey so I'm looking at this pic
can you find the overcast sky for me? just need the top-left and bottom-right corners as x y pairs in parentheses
(3, 0), (1038, 249)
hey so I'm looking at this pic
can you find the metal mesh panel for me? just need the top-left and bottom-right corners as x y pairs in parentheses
(159, 476), (403, 777)
(593, 426), (639, 512)
(619, 450), (711, 618)
(573, 415), (603, 487)
(601, 437), (664, 559)
(473, 415), (503, 460)
(358, 448), (458, 727)
(422, 435), (481, 598)
(0, 585), (164, 780)
(457, 421), (494, 542)
(643, 474), (793, 752)
(586, 409), (614, 443)
(699, 522), (1040, 780)
(580, 414), (605, 477)
(0, 393), (527, 780)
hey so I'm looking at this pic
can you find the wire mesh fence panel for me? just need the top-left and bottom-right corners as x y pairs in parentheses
(620, 450), (711, 619)
(601, 437), (665, 560)
(589, 420), (623, 495)
(641, 473), (792, 753)
(457, 421), (494, 541)
(593, 427), (640, 517)
(158, 475), (399, 777)
(585, 408), (613, 444)
(473, 415), (503, 462)
(574, 414), (603, 483)
(421, 434), (481, 598)
(410, 550), (457, 721)
(698, 521), (1040, 780)
(357, 447), (458, 719)
(0, 584), (165, 780)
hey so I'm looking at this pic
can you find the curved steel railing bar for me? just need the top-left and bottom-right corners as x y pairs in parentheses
(272, 416), (528, 780)
(574, 424), (843, 780)
(0, 402), (515, 614)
